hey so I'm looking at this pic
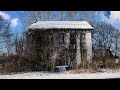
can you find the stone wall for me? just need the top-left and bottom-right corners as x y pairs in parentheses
(86, 31), (92, 62)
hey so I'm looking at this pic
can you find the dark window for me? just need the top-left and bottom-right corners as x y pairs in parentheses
(70, 33), (76, 44)
(59, 33), (65, 44)
(81, 33), (86, 44)
(81, 33), (86, 39)
(48, 33), (53, 42)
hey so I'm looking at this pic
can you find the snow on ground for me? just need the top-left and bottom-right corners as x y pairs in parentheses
(0, 70), (120, 79)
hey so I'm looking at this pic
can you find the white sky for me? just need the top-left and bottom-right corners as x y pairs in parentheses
(11, 18), (18, 27)
(0, 11), (18, 27)
(101, 11), (120, 29)
(110, 11), (120, 21)
(0, 11), (10, 20)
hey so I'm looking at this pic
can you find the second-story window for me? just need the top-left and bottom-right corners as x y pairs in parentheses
(70, 33), (76, 44)
(48, 33), (53, 42)
(59, 33), (65, 44)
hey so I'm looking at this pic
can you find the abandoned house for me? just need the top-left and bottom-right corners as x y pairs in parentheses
(26, 21), (94, 70)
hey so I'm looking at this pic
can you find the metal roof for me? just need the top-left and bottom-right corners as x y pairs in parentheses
(29, 21), (94, 30)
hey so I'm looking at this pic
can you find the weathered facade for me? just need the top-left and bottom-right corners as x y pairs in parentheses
(26, 21), (93, 70)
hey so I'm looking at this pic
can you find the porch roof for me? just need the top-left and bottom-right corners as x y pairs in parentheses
(29, 21), (94, 30)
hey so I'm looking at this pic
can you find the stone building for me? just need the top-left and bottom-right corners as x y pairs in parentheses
(26, 21), (93, 70)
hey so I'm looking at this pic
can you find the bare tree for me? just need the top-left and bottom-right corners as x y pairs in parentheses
(113, 29), (120, 57)
(13, 34), (24, 55)
(0, 17), (13, 56)
(66, 11), (77, 21)
(2, 22), (12, 56)
(22, 11), (43, 30)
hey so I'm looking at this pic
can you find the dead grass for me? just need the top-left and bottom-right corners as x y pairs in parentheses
(70, 68), (98, 74)
(70, 67), (120, 74)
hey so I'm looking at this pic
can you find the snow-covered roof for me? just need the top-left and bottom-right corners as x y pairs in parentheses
(29, 21), (94, 30)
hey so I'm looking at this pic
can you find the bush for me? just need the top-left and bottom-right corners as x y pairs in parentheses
(0, 55), (32, 74)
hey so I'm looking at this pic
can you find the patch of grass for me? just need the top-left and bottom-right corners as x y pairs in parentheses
(70, 68), (98, 74)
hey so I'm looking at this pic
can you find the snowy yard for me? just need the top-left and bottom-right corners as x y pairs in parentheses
(0, 70), (120, 79)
